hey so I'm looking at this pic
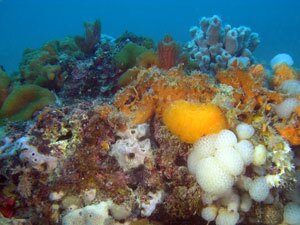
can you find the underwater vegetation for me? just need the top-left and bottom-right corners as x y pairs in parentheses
(0, 15), (300, 225)
(74, 20), (101, 55)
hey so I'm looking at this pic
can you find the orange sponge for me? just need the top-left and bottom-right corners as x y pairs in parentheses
(162, 100), (227, 143)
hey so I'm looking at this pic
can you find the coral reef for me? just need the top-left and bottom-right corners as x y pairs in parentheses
(0, 16), (300, 225)
(186, 15), (260, 74)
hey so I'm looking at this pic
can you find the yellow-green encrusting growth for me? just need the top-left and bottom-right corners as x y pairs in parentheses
(0, 84), (55, 121)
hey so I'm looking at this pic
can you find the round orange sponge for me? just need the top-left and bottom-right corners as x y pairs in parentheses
(162, 100), (227, 144)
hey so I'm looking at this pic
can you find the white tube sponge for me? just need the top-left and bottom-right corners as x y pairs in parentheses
(240, 193), (252, 212)
(234, 140), (254, 166)
(220, 191), (240, 213)
(216, 208), (239, 225)
(270, 53), (294, 69)
(215, 146), (244, 176)
(253, 144), (267, 166)
(195, 157), (234, 196)
(206, 15), (222, 46)
(283, 202), (300, 225)
(236, 123), (255, 140)
(274, 98), (300, 119)
(280, 80), (300, 95)
(215, 130), (237, 149)
(201, 205), (218, 222)
(249, 177), (270, 202)
(225, 29), (238, 55)
(187, 134), (217, 174)
(247, 32), (260, 51)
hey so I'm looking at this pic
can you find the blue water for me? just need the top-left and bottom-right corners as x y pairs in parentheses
(1, 0), (300, 73)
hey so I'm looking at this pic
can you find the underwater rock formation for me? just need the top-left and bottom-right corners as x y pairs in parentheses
(186, 15), (260, 74)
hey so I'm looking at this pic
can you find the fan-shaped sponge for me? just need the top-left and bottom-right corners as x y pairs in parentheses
(163, 100), (227, 143)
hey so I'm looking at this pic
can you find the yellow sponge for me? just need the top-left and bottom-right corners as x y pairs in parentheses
(162, 100), (227, 143)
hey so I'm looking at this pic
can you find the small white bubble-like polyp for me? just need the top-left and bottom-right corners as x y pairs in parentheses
(236, 123), (255, 140)
(215, 130), (237, 149)
(195, 157), (234, 196)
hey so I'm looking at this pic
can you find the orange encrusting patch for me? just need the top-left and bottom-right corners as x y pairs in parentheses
(162, 100), (227, 144)
(217, 66), (264, 107)
(114, 69), (215, 125)
(272, 64), (297, 88)
(276, 125), (300, 146)
(217, 65), (283, 110)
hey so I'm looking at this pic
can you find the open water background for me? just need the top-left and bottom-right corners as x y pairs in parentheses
(0, 0), (299, 73)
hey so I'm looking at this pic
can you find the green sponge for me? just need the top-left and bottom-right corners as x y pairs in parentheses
(114, 43), (147, 70)
(0, 84), (55, 121)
